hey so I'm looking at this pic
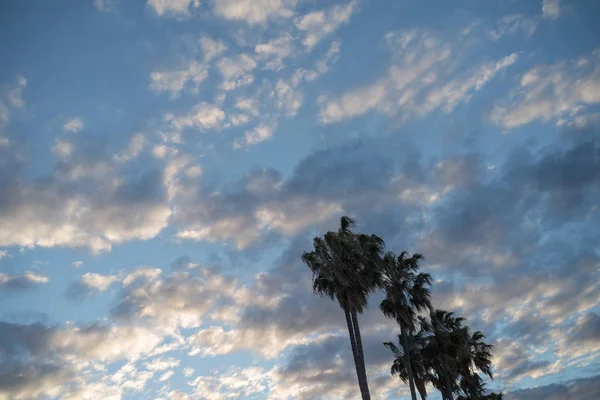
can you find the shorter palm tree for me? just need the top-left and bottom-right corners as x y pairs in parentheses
(385, 310), (495, 400)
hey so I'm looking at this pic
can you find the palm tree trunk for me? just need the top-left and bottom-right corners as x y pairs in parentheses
(345, 309), (369, 400)
(445, 375), (454, 400)
(351, 310), (371, 400)
(401, 325), (418, 400)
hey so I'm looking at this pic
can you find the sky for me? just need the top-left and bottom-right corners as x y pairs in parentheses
(0, 0), (599, 399)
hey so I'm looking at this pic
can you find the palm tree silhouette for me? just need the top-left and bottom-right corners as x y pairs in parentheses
(380, 251), (432, 400)
(385, 310), (495, 400)
(302, 216), (385, 400)
(421, 310), (494, 400)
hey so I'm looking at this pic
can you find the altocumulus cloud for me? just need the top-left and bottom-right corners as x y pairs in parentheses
(1, 0), (599, 398)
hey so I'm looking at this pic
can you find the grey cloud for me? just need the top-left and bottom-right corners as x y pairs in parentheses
(569, 312), (600, 344)
(0, 271), (48, 291)
(0, 146), (171, 251)
(175, 137), (431, 249)
(112, 266), (238, 329)
(0, 320), (164, 399)
(272, 329), (402, 399)
(506, 374), (600, 400)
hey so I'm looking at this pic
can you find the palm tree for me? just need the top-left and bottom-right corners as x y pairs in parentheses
(380, 251), (432, 400)
(421, 310), (494, 400)
(301, 216), (385, 400)
(384, 329), (431, 400)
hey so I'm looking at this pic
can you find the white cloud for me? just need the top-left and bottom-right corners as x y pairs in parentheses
(166, 102), (226, 131)
(255, 33), (296, 71)
(199, 36), (227, 62)
(79, 272), (120, 291)
(72, 261), (84, 268)
(176, 215), (263, 248)
(319, 80), (387, 123)
(64, 117), (84, 133)
(213, 0), (297, 24)
(0, 271), (49, 289)
(150, 62), (209, 96)
(234, 122), (277, 148)
(94, 0), (119, 12)
(273, 79), (303, 117)
(0, 78), (25, 144)
(0, 162), (171, 251)
(51, 325), (163, 363)
(113, 267), (239, 330)
(114, 133), (145, 162)
(491, 50), (600, 128)
(159, 370), (175, 382)
(542, 0), (560, 19)
(320, 30), (518, 124)
(230, 113), (250, 126)
(423, 53), (518, 113)
(217, 54), (257, 91)
(488, 14), (539, 41)
(148, 0), (199, 17)
(296, 0), (356, 50)
(235, 97), (259, 116)
(190, 366), (270, 399)
(183, 367), (195, 377)
(53, 139), (74, 159)
(146, 357), (180, 371)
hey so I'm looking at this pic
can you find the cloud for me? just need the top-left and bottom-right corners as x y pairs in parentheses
(147, 0), (199, 17)
(71, 261), (84, 268)
(0, 77), (27, 146)
(190, 366), (270, 399)
(150, 35), (226, 97)
(491, 49), (600, 128)
(0, 151), (171, 251)
(488, 14), (539, 40)
(199, 36), (228, 62)
(63, 117), (84, 134)
(165, 102), (226, 132)
(0, 271), (49, 291)
(255, 33), (296, 71)
(319, 30), (516, 123)
(150, 62), (209, 96)
(65, 272), (119, 299)
(94, 0), (119, 12)
(216, 53), (257, 90)
(233, 122), (278, 149)
(213, 0), (297, 24)
(542, 0), (561, 20)
(507, 374), (600, 400)
(174, 137), (427, 248)
(146, 357), (180, 371)
(295, 0), (357, 50)
(112, 266), (239, 330)
(0, 321), (164, 399)
(569, 312), (600, 346)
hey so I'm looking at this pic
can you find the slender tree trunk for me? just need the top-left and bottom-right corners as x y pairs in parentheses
(445, 375), (454, 400)
(351, 310), (371, 400)
(401, 325), (418, 400)
(345, 309), (369, 400)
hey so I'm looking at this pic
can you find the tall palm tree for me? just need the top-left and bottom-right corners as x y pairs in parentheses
(380, 251), (432, 400)
(302, 216), (385, 400)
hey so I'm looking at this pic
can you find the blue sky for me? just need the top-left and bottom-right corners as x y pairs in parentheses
(0, 0), (599, 398)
